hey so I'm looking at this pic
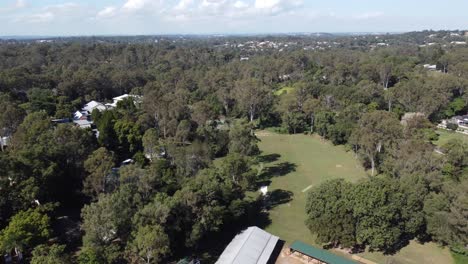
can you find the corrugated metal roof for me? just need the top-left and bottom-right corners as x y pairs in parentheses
(216, 226), (279, 264)
(290, 241), (356, 264)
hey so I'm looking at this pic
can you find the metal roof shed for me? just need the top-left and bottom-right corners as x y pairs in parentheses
(289, 241), (356, 264)
(216, 226), (279, 264)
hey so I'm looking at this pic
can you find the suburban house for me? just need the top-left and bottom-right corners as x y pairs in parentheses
(423, 64), (437, 71)
(438, 114), (468, 135)
(73, 99), (108, 129)
(73, 110), (93, 129)
(105, 94), (141, 108)
(450, 115), (468, 126)
(216, 227), (357, 264)
(0, 136), (10, 150)
(82, 100), (107, 114)
(439, 115), (468, 127)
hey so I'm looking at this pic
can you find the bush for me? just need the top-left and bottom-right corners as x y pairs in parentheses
(446, 123), (459, 131)
(265, 126), (289, 134)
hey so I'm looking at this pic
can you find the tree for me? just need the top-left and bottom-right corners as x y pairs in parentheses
(228, 120), (259, 156)
(234, 79), (272, 122)
(303, 98), (321, 133)
(24, 88), (56, 115)
(350, 177), (404, 252)
(83, 147), (115, 199)
(81, 188), (136, 263)
(114, 119), (143, 155)
(350, 111), (402, 176)
(128, 225), (170, 264)
(142, 128), (160, 161)
(0, 208), (50, 256)
(442, 139), (468, 178)
(94, 110), (118, 150)
(0, 93), (24, 151)
(379, 62), (393, 89)
(175, 120), (192, 143)
(314, 111), (335, 138)
(31, 244), (71, 264)
(217, 153), (257, 190)
(305, 179), (356, 247)
(191, 101), (216, 127)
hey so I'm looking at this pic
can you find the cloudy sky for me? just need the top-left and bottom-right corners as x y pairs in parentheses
(0, 0), (467, 35)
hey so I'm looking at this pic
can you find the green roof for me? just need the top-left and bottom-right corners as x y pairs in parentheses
(290, 241), (356, 264)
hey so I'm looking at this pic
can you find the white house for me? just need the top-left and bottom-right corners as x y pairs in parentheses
(423, 64), (437, 71)
(0, 136), (10, 150)
(82, 100), (107, 114)
(73, 119), (93, 129)
(452, 115), (468, 126)
(105, 94), (141, 108)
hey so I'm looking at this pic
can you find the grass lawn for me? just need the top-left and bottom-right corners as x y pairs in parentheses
(452, 252), (468, 264)
(256, 131), (454, 264)
(434, 129), (468, 147)
(274, 86), (295, 96)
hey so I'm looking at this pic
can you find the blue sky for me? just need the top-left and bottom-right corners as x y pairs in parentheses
(0, 0), (466, 35)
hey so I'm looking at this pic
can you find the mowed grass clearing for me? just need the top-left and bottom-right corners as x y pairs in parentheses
(256, 131), (454, 264)
(434, 129), (468, 147)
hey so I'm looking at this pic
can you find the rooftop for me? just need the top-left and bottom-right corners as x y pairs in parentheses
(290, 241), (356, 264)
(216, 226), (279, 264)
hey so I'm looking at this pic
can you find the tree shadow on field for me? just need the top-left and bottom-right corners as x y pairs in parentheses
(265, 189), (294, 209)
(258, 153), (281, 163)
(260, 162), (297, 178)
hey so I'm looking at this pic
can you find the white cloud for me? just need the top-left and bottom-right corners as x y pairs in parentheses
(255, 0), (279, 9)
(254, 0), (302, 13)
(13, 2), (84, 24)
(353, 11), (384, 20)
(233, 1), (249, 9)
(175, 0), (194, 10)
(26, 12), (54, 23)
(97, 6), (117, 18)
(0, 0), (27, 13)
(15, 0), (27, 9)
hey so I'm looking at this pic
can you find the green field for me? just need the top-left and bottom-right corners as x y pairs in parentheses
(274, 85), (295, 96)
(434, 129), (468, 147)
(256, 131), (454, 264)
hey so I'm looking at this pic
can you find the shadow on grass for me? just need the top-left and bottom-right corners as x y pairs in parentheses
(266, 189), (294, 209)
(259, 162), (297, 179)
(258, 153), (281, 163)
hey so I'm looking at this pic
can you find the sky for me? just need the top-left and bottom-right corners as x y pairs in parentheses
(0, 0), (467, 36)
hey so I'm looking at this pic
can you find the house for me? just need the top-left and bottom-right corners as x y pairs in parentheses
(105, 94), (141, 108)
(240, 57), (250, 61)
(82, 100), (107, 114)
(73, 110), (94, 129)
(452, 115), (468, 126)
(73, 119), (93, 129)
(423, 64), (437, 71)
(0, 136), (10, 150)
(451, 41), (467, 45)
(216, 227), (281, 264)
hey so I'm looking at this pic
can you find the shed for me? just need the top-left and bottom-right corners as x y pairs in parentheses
(216, 226), (279, 264)
(289, 241), (356, 264)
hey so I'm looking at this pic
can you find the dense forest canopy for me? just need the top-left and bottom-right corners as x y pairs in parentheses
(0, 30), (467, 263)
